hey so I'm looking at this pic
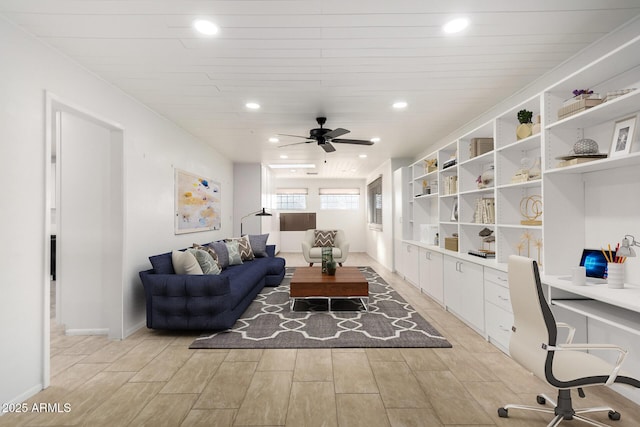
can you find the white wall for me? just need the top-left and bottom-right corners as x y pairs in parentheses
(233, 163), (262, 237)
(0, 18), (234, 406)
(275, 177), (366, 253)
(365, 162), (394, 270)
(584, 165), (640, 285)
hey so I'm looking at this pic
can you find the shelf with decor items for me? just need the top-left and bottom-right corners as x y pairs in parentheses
(398, 35), (640, 396)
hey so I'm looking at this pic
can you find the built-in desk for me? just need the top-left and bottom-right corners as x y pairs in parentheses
(541, 274), (640, 337)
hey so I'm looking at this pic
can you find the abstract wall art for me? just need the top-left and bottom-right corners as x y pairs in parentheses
(175, 169), (221, 234)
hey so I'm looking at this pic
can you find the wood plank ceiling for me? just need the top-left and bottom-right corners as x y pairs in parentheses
(2, 0), (640, 177)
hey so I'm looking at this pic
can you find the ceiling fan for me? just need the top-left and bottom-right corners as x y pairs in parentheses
(278, 117), (374, 153)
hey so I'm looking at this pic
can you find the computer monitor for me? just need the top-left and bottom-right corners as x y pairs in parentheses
(579, 249), (613, 279)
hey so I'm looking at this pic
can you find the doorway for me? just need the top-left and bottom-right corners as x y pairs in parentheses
(44, 93), (124, 386)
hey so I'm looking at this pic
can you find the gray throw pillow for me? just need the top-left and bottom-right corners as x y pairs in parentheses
(186, 248), (221, 275)
(249, 234), (269, 257)
(225, 239), (243, 265)
(208, 241), (229, 269)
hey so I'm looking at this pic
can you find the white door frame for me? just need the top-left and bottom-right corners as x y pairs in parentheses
(44, 92), (125, 388)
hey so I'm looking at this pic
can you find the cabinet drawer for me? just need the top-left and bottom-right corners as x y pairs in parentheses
(485, 281), (512, 313)
(485, 302), (513, 351)
(484, 267), (508, 286)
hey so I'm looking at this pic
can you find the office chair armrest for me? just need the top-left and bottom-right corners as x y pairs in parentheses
(550, 343), (628, 385)
(556, 322), (576, 344)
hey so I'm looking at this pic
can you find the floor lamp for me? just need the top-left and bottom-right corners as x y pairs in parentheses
(240, 208), (272, 236)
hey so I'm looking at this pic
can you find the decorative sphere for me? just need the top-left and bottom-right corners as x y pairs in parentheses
(573, 138), (599, 154)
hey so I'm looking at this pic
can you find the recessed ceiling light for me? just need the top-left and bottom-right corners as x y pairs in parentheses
(370, 137), (381, 143)
(193, 19), (219, 36)
(245, 102), (260, 110)
(268, 137), (279, 143)
(392, 101), (408, 109)
(443, 18), (469, 34)
(280, 154), (288, 159)
(290, 169), (296, 173)
(268, 163), (315, 169)
(359, 154), (367, 158)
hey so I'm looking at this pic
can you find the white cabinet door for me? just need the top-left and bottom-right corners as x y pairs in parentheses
(402, 242), (420, 287)
(459, 260), (484, 332)
(419, 248), (443, 304)
(443, 255), (462, 314)
(443, 255), (484, 332)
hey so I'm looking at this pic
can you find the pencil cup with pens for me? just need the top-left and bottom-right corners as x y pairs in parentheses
(603, 244), (625, 289)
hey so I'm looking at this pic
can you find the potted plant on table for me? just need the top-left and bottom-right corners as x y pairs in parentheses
(516, 109), (533, 140)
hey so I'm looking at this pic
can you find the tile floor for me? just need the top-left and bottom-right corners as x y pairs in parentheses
(2, 252), (640, 426)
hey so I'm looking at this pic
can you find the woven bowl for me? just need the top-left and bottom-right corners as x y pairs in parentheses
(573, 138), (599, 154)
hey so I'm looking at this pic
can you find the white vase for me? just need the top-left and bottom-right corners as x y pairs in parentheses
(481, 165), (495, 187)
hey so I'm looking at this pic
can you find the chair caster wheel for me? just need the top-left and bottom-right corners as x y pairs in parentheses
(536, 395), (546, 405)
(498, 408), (508, 418)
(608, 410), (621, 421)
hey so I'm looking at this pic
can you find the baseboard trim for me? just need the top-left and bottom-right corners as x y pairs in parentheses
(64, 328), (109, 336)
(125, 320), (146, 338)
(0, 383), (43, 414)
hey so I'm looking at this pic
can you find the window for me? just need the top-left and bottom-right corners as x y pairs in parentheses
(319, 188), (360, 210)
(276, 188), (307, 210)
(367, 176), (383, 229)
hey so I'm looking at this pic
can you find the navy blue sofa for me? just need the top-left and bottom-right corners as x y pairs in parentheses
(139, 244), (285, 330)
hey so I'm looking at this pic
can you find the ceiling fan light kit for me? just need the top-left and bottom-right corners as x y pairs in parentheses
(278, 117), (374, 153)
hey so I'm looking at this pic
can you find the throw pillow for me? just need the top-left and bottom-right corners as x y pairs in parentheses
(248, 234), (269, 257)
(149, 253), (175, 274)
(226, 235), (254, 261)
(186, 248), (221, 275)
(314, 230), (337, 247)
(225, 239), (243, 265)
(193, 243), (220, 268)
(208, 241), (229, 269)
(172, 250), (203, 275)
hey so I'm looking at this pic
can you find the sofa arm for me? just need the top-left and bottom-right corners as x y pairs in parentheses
(139, 270), (231, 329)
(266, 244), (276, 257)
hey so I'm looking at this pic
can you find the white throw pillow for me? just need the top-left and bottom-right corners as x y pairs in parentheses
(172, 250), (203, 275)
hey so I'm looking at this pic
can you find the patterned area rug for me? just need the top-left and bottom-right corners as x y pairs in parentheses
(190, 267), (452, 349)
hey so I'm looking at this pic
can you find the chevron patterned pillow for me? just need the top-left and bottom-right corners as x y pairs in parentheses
(225, 235), (255, 261)
(314, 230), (337, 247)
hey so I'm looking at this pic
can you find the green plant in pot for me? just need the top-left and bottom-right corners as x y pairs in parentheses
(516, 109), (534, 140)
(326, 260), (337, 276)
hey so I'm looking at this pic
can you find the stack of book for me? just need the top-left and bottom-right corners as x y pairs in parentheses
(442, 175), (458, 195)
(469, 138), (494, 158)
(442, 158), (457, 169)
(474, 197), (495, 224)
(468, 249), (495, 259)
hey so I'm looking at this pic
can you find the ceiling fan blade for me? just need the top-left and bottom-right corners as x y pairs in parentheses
(324, 128), (350, 139)
(320, 141), (336, 153)
(331, 138), (374, 145)
(278, 141), (311, 148)
(278, 133), (312, 139)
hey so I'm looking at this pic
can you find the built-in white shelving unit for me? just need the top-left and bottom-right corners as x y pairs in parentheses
(395, 32), (640, 404)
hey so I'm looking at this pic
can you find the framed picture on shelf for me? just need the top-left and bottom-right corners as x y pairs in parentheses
(609, 116), (636, 157)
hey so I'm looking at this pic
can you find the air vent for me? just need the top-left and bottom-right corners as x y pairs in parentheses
(306, 172), (318, 175)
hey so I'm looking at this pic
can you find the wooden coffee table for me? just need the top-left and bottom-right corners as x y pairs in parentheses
(289, 267), (369, 311)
